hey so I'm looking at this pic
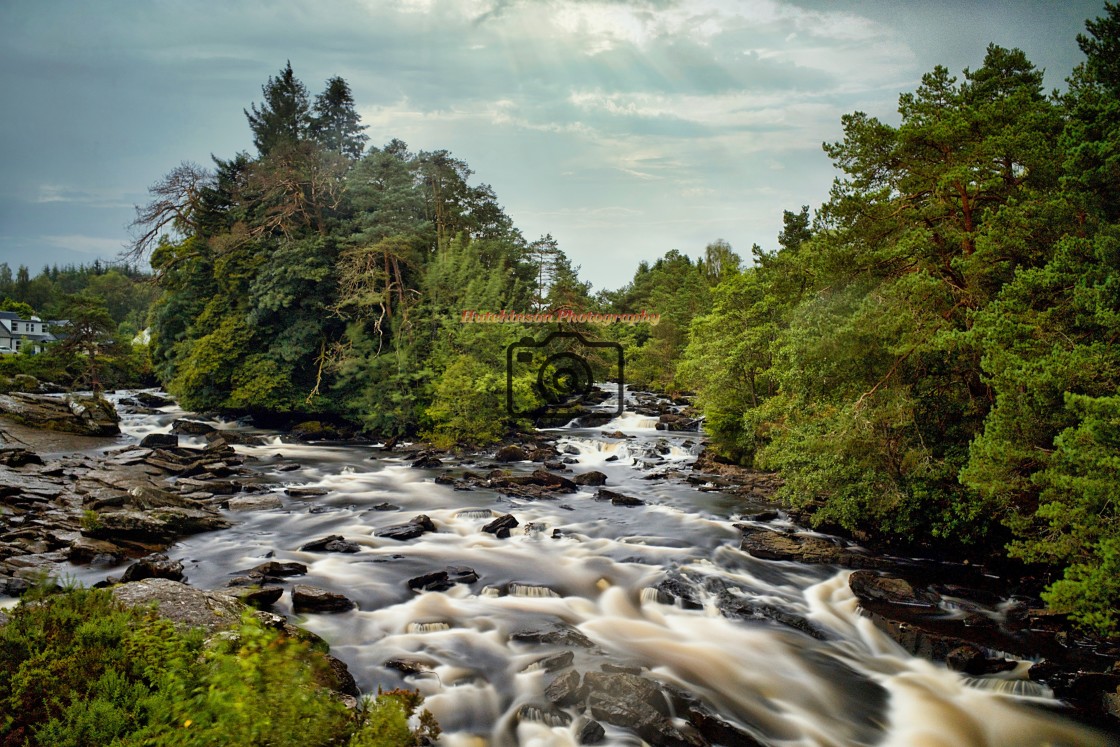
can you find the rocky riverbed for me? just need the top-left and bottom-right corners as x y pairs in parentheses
(1, 389), (1118, 745)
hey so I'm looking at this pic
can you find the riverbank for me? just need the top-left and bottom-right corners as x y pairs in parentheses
(2, 389), (1117, 745)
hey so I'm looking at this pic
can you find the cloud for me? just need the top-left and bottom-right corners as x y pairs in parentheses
(42, 234), (126, 255)
(32, 185), (133, 209)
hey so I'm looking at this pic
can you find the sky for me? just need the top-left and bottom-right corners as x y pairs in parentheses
(0, 0), (1109, 291)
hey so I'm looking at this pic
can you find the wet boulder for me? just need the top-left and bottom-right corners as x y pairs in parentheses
(299, 535), (361, 553)
(292, 584), (356, 613)
(578, 719), (606, 744)
(250, 560), (307, 577)
(511, 622), (594, 648)
(545, 669), (586, 707)
(226, 494), (283, 512)
(574, 470), (607, 486)
(738, 527), (886, 569)
(584, 672), (704, 747)
(0, 392), (120, 436)
(376, 514), (437, 541)
(139, 433), (179, 449)
(0, 447), (43, 467)
(132, 391), (175, 408)
(233, 585), (284, 608)
(407, 566), (478, 592)
(596, 488), (644, 506)
(848, 570), (940, 608)
(112, 578), (242, 633)
(120, 552), (185, 582)
(171, 418), (216, 436)
(482, 513), (519, 539)
(86, 507), (231, 545)
(495, 444), (529, 462)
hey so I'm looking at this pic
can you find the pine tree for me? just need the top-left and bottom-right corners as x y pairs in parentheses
(312, 76), (368, 159)
(245, 62), (313, 156)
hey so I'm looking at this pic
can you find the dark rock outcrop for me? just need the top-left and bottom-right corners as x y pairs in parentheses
(738, 527), (886, 569)
(120, 552), (185, 582)
(292, 584), (356, 613)
(139, 433), (179, 449)
(299, 535), (361, 553)
(482, 513), (519, 539)
(0, 392), (120, 436)
(573, 470), (607, 486)
(376, 514), (437, 541)
(495, 445), (529, 462)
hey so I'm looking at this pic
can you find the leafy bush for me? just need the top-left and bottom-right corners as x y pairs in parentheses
(0, 586), (437, 746)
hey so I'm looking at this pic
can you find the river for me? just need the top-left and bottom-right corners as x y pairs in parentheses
(50, 391), (1115, 746)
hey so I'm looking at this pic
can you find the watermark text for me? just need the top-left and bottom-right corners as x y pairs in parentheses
(462, 309), (660, 325)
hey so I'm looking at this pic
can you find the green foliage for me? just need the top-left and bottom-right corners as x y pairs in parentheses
(0, 586), (436, 746)
(679, 11), (1120, 631)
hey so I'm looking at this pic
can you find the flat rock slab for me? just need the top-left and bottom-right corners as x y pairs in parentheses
(300, 535), (361, 553)
(738, 527), (888, 569)
(0, 393), (120, 436)
(227, 494), (283, 512)
(112, 578), (243, 632)
(376, 515), (436, 541)
(292, 584), (356, 613)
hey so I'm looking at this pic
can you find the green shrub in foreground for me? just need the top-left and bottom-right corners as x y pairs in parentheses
(0, 586), (437, 746)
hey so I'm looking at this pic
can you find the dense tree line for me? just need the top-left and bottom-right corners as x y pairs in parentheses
(132, 7), (1120, 633)
(130, 64), (591, 445)
(676, 8), (1120, 634)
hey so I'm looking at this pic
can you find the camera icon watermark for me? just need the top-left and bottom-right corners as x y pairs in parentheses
(506, 330), (624, 423)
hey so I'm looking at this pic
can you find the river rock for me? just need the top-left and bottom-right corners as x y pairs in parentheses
(596, 488), (644, 506)
(227, 494), (283, 511)
(139, 433), (179, 449)
(205, 430), (265, 446)
(251, 560), (307, 577)
(578, 719), (606, 744)
(112, 578), (243, 632)
(300, 534), (361, 553)
(132, 391), (174, 408)
(546, 669), (586, 707)
(233, 585), (285, 608)
(376, 514), (436, 541)
(87, 507), (231, 545)
(482, 513), (519, 538)
(848, 570), (940, 607)
(120, 552), (185, 582)
(284, 486), (328, 498)
(407, 566), (479, 592)
(531, 651), (575, 673)
(0, 392), (120, 436)
(171, 418), (216, 436)
(585, 672), (704, 747)
(574, 470), (607, 486)
(738, 527), (886, 568)
(411, 454), (443, 469)
(944, 645), (1018, 676)
(0, 447), (43, 467)
(292, 584), (356, 613)
(511, 622), (594, 648)
(495, 444), (529, 462)
(68, 536), (129, 564)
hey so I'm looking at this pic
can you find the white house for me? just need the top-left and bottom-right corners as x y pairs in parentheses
(0, 311), (61, 354)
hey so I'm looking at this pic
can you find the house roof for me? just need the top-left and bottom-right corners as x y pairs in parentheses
(0, 312), (19, 320)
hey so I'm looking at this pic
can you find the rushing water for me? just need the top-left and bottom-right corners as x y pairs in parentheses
(52, 391), (1116, 746)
